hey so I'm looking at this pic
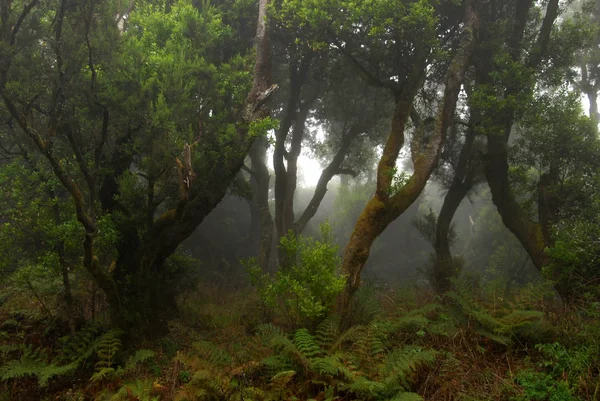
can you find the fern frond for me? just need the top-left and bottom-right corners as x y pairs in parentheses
(38, 361), (79, 387)
(111, 379), (158, 401)
(294, 328), (322, 359)
(0, 344), (23, 356)
(192, 341), (232, 367)
(382, 346), (437, 392)
(58, 324), (103, 362)
(95, 330), (123, 369)
(495, 310), (543, 333)
(343, 376), (386, 400)
(310, 354), (345, 377)
(90, 367), (116, 383)
(0, 344), (48, 384)
(331, 325), (366, 352)
(388, 391), (424, 401)
(261, 354), (294, 376)
(393, 315), (430, 332)
(122, 349), (155, 374)
(0, 356), (47, 382)
(474, 329), (511, 346)
(270, 369), (296, 386)
(315, 315), (340, 351)
(255, 323), (286, 344)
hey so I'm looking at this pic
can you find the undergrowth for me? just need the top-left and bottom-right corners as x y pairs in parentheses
(1, 282), (599, 400)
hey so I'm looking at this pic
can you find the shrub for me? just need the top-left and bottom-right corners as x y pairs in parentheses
(247, 222), (346, 327)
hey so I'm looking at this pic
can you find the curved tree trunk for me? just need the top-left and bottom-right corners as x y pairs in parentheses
(433, 181), (470, 293)
(338, 0), (479, 324)
(433, 123), (478, 294)
(482, 0), (562, 293)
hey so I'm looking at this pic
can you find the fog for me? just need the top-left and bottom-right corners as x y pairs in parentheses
(186, 159), (540, 293)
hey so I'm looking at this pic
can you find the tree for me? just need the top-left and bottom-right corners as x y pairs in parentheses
(246, 11), (391, 269)
(428, 81), (484, 294)
(0, 0), (275, 330)
(472, 0), (597, 298)
(511, 91), (600, 296)
(330, 0), (479, 321)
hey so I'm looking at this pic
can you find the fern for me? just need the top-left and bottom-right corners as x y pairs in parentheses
(388, 392), (424, 401)
(110, 379), (159, 401)
(122, 349), (155, 374)
(448, 291), (542, 345)
(255, 323), (288, 346)
(0, 343), (23, 356)
(90, 367), (117, 383)
(343, 376), (387, 399)
(192, 341), (231, 367)
(382, 346), (437, 392)
(95, 330), (123, 370)
(0, 345), (48, 382)
(270, 369), (296, 386)
(58, 324), (103, 363)
(315, 315), (341, 351)
(294, 328), (322, 359)
(90, 349), (155, 383)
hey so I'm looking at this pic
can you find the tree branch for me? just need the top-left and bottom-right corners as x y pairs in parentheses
(527, 0), (560, 70)
(10, 0), (40, 46)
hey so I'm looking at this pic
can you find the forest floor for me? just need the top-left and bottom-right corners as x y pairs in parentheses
(1, 280), (599, 401)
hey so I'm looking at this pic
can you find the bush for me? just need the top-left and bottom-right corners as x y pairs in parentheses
(246, 222), (346, 327)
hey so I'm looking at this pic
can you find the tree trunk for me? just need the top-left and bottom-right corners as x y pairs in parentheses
(52, 199), (76, 335)
(249, 137), (274, 269)
(482, 0), (561, 291)
(433, 181), (470, 294)
(293, 127), (359, 234)
(337, 0), (479, 324)
(433, 123), (478, 294)
(273, 57), (312, 249)
(587, 88), (598, 126)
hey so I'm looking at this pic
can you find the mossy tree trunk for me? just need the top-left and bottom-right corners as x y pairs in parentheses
(338, 1), (479, 323)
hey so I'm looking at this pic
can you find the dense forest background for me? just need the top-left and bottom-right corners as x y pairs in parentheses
(1, 0), (600, 400)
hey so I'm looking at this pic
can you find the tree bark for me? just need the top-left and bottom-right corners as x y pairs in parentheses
(249, 137), (274, 269)
(273, 56), (312, 245)
(52, 197), (76, 335)
(278, 93), (316, 241)
(482, 0), (561, 283)
(337, 0), (479, 323)
(433, 120), (479, 294)
(293, 124), (360, 234)
(433, 180), (474, 293)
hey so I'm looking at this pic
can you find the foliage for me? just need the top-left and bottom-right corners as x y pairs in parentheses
(511, 341), (600, 401)
(173, 318), (435, 400)
(0, 325), (154, 388)
(247, 222), (346, 327)
(447, 290), (543, 346)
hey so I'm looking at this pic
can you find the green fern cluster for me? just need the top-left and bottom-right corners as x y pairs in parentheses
(0, 342), (89, 387)
(173, 339), (265, 401)
(170, 312), (440, 401)
(90, 330), (124, 382)
(448, 291), (543, 345)
(256, 319), (435, 400)
(109, 379), (159, 401)
(0, 325), (154, 388)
